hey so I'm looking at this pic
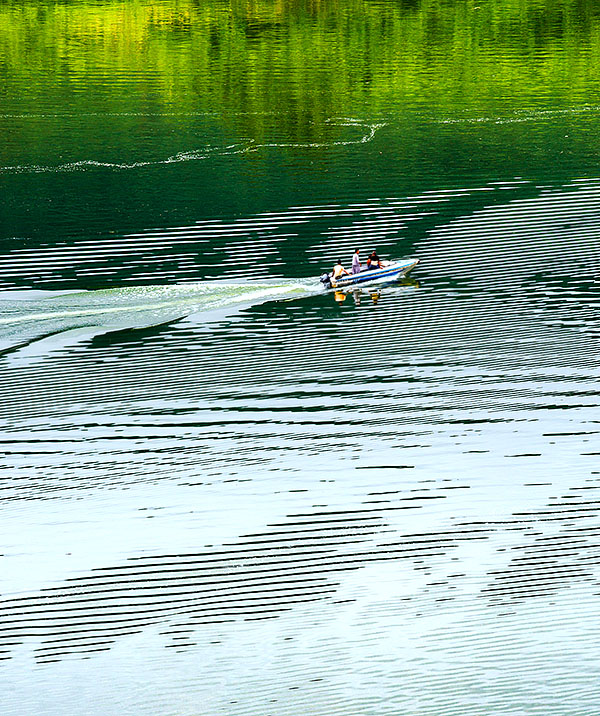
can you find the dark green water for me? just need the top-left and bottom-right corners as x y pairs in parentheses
(1, 1), (600, 714)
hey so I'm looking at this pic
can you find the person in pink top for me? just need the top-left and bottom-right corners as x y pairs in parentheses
(351, 248), (361, 274)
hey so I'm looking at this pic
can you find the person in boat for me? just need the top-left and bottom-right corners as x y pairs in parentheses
(332, 259), (349, 280)
(366, 250), (382, 270)
(351, 248), (361, 274)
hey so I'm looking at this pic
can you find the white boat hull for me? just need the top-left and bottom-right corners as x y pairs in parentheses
(327, 258), (419, 289)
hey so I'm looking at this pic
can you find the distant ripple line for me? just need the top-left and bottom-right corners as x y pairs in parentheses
(438, 105), (600, 125)
(0, 111), (276, 119)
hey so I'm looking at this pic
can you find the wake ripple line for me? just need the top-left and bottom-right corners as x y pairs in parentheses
(0, 121), (385, 175)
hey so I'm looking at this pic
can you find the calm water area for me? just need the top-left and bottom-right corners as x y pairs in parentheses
(1, 1), (600, 713)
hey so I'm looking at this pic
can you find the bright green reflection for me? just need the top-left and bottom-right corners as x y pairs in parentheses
(2, 0), (600, 139)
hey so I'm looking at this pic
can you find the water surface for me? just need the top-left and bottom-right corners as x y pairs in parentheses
(1, 1), (600, 714)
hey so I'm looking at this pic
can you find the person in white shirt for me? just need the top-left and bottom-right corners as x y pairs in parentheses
(332, 260), (349, 280)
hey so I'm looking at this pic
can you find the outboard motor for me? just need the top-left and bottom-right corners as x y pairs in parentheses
(319, 273), (332, 289)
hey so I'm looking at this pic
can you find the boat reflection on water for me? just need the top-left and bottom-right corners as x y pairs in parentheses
(333, 276), (419, 305)
(334, 289), (381, 305)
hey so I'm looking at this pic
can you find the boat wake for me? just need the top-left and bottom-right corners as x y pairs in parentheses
(0, 280), (315, 364)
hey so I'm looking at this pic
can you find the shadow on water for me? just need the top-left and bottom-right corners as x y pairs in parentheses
(89, 316), (187, 349)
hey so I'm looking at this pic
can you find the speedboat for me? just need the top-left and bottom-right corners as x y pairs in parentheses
(320, 258), (419, 289)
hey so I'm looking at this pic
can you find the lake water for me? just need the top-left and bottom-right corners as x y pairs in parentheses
(1, 1), (600, 714)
